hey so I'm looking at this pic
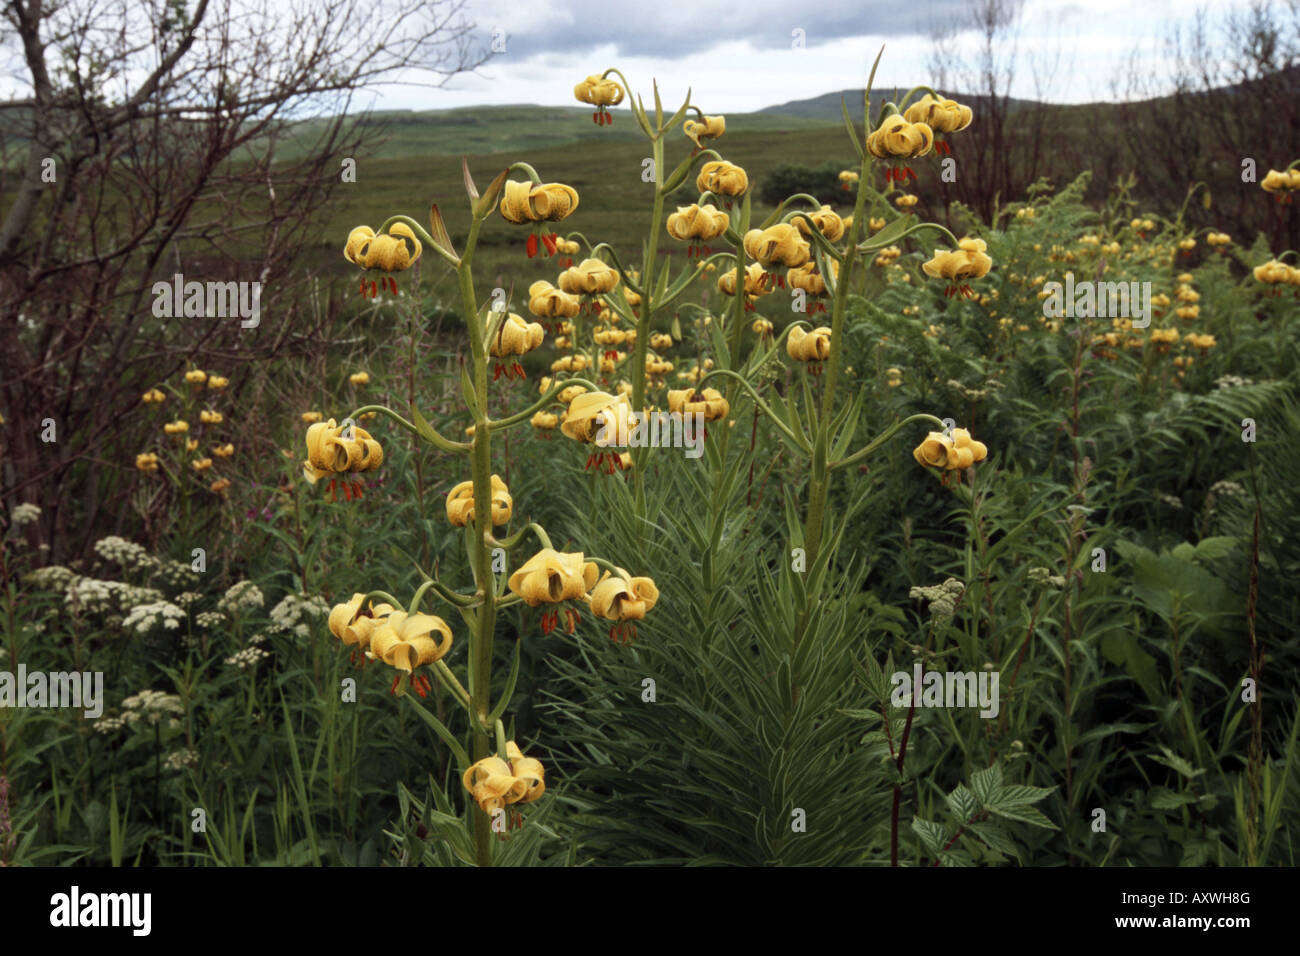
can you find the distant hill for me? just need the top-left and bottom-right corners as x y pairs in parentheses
(259, 103), (843, 162)
(756, 88), (1040, 122)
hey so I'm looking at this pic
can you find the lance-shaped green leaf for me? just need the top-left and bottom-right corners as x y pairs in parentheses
(428, 203), (459, 260)
(474, 166), (511, 220)
(841, 96), (864, 159)
(462, 155), (479, 202)
(661, 145), (720, 195)
(662, 87), (693, 135)
(633, 93), (655, 138)
(856, 213), (913, 251)
(655, 261), (706, 312)
(812, 244), (839, 299)
(485, 640), (523, 725)
(411, 403), (472, 454)
(830, 388), (868, 461)
(652, 78), (664, 128)
(460, 363), (479, 417)
(403, 695), (471, 769)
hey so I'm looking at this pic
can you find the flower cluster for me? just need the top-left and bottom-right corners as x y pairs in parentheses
(122, 600), (186, 634)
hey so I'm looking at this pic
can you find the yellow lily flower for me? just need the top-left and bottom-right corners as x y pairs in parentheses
(786, 326), (832, 362)
(200, 409), (223, 424)
(743, 223), (810, 268)
(683, 114), (725, 148)
(788, 260), (838, 296)
(302, 411), (322, 423)
(588, 571), (659, 621)
(343, 223), (422, 272)
(213, 443), (234, 457)
(528, 280), (581, 319)
(186, 439), (199, 452)
(191, 457), (213, 472)
(350, 371), (370, 385)
(649, 332), (673, 350)
(368, 610), (453, 672)
(903, 94), (972, 132)
(752, 317), (773, 336)
(717, 261), (772, 298)
(499, 181), (580, 224)
(1261, 169), (1300, 193)
(895, 193), (919, 209)
(136, 453), (159, 472)
(557, 258), (619, 295)
(163, 420), (189, 435)
(329, 595), (398, 652)
(302, 418), (384, 483)
(445, 474), (513, 527)
(561, 392), (635, 445)
(551, 353), (590, 373)
(489, 313), (545, 357)
(913, 427), (987, 471)
(1253, 260), (1296, 283)
(557, 384), (588, 404)
(463, 756), (528, 815)
(508, 549), (599, 606)
(667, 387), (728, 422)
(574, 75), (624, 107)
(921, 237), (993, 281)
(531, 411), (558, 431)
(1185, 333), (1216, 351)
(209, 478), (231, 494)
(867, 115), (934, 158)
(696, 160), (748, 197)
(185, 369), (207, 385)
(666, 203), (730, 241)
(141, 388), (166, 404)
(506, 741), (546, 803)
(207, 375), (229, 390)
(793, 205), (845, 241)
(555, 237), (581, 255)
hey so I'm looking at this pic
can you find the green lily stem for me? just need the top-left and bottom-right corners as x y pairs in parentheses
(832, 414), (947, 472)
(456, 210), (496, 868)
(375, 215), (460, 268)
(433, 659), (472, 712)
(586, 555), (627, 576)
(697, 368), (812, 455)
(363, 589), (403, 608)
(488, 377), (602, 431)
(801, 130), (876, 575)
(345, 404), (419, 438)
(629, 133), (667, 519)
(490, 521), (554, 552)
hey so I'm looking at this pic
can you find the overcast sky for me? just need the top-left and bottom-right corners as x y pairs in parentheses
(360, 0), (1262, 114)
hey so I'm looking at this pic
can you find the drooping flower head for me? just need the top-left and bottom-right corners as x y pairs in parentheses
(445, 474), (513, 527)
(508, 549), (599, 606)
(683, 114), (725, 149)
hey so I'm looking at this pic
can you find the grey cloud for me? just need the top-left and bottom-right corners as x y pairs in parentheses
(472, 0), (972, 59)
